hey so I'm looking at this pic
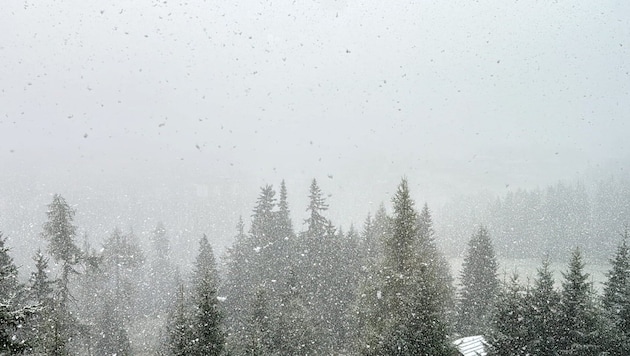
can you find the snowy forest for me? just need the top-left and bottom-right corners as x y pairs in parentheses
(2, 176), (630, 355)
(3, 0), (630, 354)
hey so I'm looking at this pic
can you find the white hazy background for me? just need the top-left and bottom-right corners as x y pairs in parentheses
(1, 0), (629, 267)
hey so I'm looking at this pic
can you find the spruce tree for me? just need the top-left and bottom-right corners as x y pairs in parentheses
(90, 228), (144, 356)
(528, 256), (561, 354)
(304, 178), (329, 239)
(276, 179), (294, 240)
(190, 235), (224, 356)
(558, 247), (602, 355)
(0, 232), (30, 354)
(166, 282), (194, 356)
(242, 287), (273, 355)
(30, 249), (54, 304)
(416, 203), (455, 327)
(40, 194), (82, 356)
(601, 230), (630, 355)
(488, 274), (531, 356)
(41, 195), (81, 299)
(101, 228), (145, 324)
(457, 226), (499, 336)
(27, 249), (55, 354)
(275, 270), (316, 355)
(250, 185), (277, 246)
(223, 216), (253, 350)
(360, 179), (453, 355)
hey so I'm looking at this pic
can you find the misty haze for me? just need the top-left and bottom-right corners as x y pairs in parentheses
(1, 1), (629, 355)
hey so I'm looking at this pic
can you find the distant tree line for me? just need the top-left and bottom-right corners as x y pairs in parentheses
(440, 178), (630, 260)
(1, 178), (629, 355)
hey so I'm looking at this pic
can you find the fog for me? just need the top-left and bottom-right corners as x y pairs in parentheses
(1, 0), (629, 267)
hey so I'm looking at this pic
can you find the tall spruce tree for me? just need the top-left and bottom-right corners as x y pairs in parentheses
(528, 256), (561, 354)
(250, 185), (277, 247)
(0, 232), (30, 354)
(223, 216), (254, 351)
(101, 228), (145, 325)
(274, 270), (317, 355)
(304, 179), (329, 239)
(242, 287), (273, 355)
(457, 226), (499, 336)
(92, 228), (144, 356)
(557, 247), (602, 355)
(488, 274), (531, 356)
(190, 235), (224, 356)
(360, 179), (453, 355)
(416, 204), (455, 327)
(276, 179), (294, 240)
(27, 249), (55, 354)
(166, 282), (194, 356)
(601, 230), (630, 355)
(40, 194), (82, 356)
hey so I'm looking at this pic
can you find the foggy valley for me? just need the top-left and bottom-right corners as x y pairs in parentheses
(1, 0), (629, 355)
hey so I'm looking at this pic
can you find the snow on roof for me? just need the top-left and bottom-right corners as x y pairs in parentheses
(452, 335), (487, 356)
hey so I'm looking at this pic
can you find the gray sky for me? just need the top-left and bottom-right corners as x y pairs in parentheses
(1, 1), (629, 264)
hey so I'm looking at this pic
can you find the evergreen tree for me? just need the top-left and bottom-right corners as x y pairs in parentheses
(528, 256), (561, 355)
(360, 179), (453, 355)
(0, 233), (20, 300)
(101, 228), (145, 324)
(274, 270), (317, 355)
(297, 179), (354, 352)
(224, 183), (293, 354)
(250, 185), (277, 246)
(601, 230), (630, 355)
(242, 287), (273, 355)
(304, 178), (329, 239)
(359, 204), (392, 273)
(416, 203), (455, 327)
(29, 249), (54, 305)
(488, 274), (531, 356)
(40, 194), (83, 355)
(557, 247), (602, 355)
(0, 232), (30, 354)
(89, 228), (144, 356)
(75, 239), (103, 354)
(190, 235), (224, 356)
(276, 179), (294, 240)
(223, 216), (253, 349)
(457, 226), (499, 336)
(166, 282), (195, 356)
(27, 249), (55, 354)
(41, 194), (81, 298)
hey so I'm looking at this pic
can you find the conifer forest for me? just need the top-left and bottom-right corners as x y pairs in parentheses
(2, 177), (630, 355)
(2, 0), (630, 355)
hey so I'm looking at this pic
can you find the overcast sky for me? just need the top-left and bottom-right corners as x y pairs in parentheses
(1, 1), (629, 263)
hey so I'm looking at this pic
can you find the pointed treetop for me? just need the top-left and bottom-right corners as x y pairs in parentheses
(387, 178), (418, 274)
(41, 194), (81, 264)
(305, 179), (329, 238)
(534, 254), (556, 293)
(279, 180), (290, 215)
(277, 179), (294, 238)
(0, 232), (19, 298)
(30, 248), (53, 302)
(193, 234), (218, 290)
